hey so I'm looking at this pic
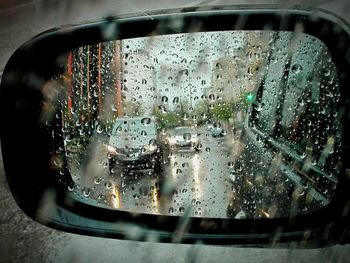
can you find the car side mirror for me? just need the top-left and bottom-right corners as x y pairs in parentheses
(1, 6), (350, 246)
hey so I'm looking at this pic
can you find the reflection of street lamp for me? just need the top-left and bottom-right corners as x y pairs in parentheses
(150, 179), (160, 214)
(111, 183), (121, 209)
(192, 153), (201, 200)
(188, 84), (193, 109)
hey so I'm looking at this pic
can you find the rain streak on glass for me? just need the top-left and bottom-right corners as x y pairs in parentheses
(54, 30), (343, 220)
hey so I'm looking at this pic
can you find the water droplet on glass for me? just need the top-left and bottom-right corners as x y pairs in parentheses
(159, 105), (167, 113)
(256, 104), (263, 112)
(247, 66), (253, 75)
(161, 96), (168, 103)
(82, 187), (91, 197)
(141, 117), (151, 126)
(182, 162), (189, 168)
(96, 125), (103, 134)
(182, 113), (189, 120)
(292, 64), (303, 74)
(173, 97), (179, 104)
(111, 105), (117, 112)
(94, 177), (102, 184)
(98, 194), (106, 201)
(209, 94), (215, 102)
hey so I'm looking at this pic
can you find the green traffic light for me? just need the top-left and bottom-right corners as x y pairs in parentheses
(246, 93), (254, 102)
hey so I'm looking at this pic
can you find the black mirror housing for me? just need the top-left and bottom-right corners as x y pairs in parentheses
(1, 5), (350, 246)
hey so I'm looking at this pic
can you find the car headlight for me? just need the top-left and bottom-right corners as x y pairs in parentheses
(167, 137), (177, 145)
(107, 145), (118, 156)
(191, 136), (198, 143)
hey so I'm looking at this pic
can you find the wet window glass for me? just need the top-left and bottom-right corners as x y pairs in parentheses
(47, 30), (342, 219)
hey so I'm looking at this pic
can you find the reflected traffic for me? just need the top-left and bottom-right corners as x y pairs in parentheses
(67, 125), (238, 218)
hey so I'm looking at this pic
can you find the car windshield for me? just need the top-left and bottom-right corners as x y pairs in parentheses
(109, 117), (156, 147)
(172, 127), (195, 135)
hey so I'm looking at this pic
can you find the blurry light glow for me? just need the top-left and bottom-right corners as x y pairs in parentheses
(112, 184), (121, 209)
(192, 154), (201, 200)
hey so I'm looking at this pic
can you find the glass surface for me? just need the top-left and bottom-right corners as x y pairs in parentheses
(47, 30), (342, 219)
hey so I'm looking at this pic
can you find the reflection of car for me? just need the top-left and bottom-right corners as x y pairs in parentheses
(207, 122), (226, 137)
(107, 117), (164, 172)
(166, 126), (201, 151)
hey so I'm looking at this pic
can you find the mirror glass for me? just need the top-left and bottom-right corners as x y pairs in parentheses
(47, 30), (342, 219)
